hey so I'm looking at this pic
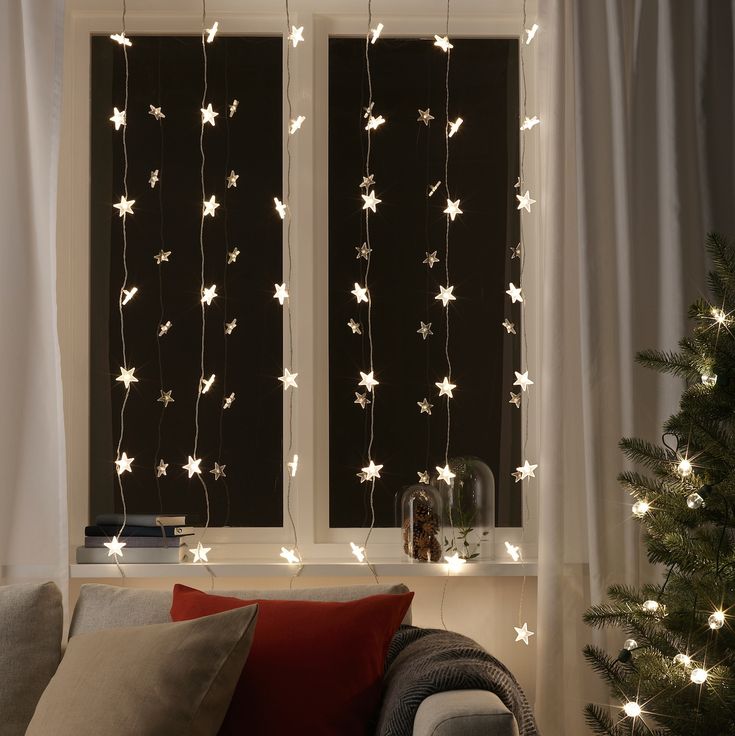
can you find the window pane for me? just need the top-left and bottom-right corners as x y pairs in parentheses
(89, 36), (283, 526)
(328, 37), (521, 529)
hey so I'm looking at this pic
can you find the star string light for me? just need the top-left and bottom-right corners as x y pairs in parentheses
(149, 169), (159, 188)
(289, 115), (306, 134)
(156, 459), (168, 477)
(225, 318), (237, 335)
(506, 282), (523, 303)
(148, 104), (165, 119)
(514, 623), (535, 645)
(348, 319), (362, 334)
(524, 23), (539, 44)
(201, 284), (217, 305)
(115, 452), (134, 475)
(369, 22), (384, 44)
(274, 197), (288, 219)
(279, 369), (299, 390)
(516, 190), (536, 213)
(436, 463), (456, 484)
(200, 374), (215, 394)
(417, 398), (433, 414)
(418, 108), (434, 125)
(502, 319), (516, 334)
(434, 34), (453, 52)
(417, 470), (430, 484)
(520, 115), (540, 131)
(359, 370), (379, 392)
(121, 287), (138, 305)
(444, 198), (462, 220)
(280, 547), (300, 564)
(354, 392), (370, 409)
(448, 117), (463, 137)
(226, 170), (239, 188)
(227, 248), (240, 263)
(288, 25), (304, 47)
(361, 190), (381, 212)
(436, 376), (456, 398)
(110, 32), (132, 47)
(157, 390), (174, 407)
(356, 242), (371, 259)
(192, 542), (211, 563)
(154, 249), (171, 264)
(200, 103), (218, 126)
(288, 455), (299, 477)
(274, 282), (289, 305)
(223, 392), (235, 409)
(114, 196), (135, 217)
(423, 251), (439, 267)
(116, 366), (138, 389)
(352, 283), (369, 303)
(350, 542), (367, 561)
(514, 370), (534, 391)
(104, 536), (126, 558)
(428, 181), (441, 197)
(417, 321), (433, 339)
(203, 195), (219, 217)
(515, 460), (538, 481)
(205, 20), (219, 43)
(228, 99), (239, 117)
(210, 462), (226, 480)
(109, 107), (126, 130)
(183, 456), (202, 478)
(444, 552), (465, 572)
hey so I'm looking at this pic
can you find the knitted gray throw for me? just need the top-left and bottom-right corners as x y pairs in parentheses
(377, 626), (540, 736)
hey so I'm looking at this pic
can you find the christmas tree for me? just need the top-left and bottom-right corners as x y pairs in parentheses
(584, 233), (735, 735)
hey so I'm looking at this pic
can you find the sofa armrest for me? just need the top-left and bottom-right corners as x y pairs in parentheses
(412, 690), (519, 736)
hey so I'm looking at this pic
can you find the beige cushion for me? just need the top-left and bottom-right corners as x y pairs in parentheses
(26, 604), (258, 736)
(0, 581), (63, 736)
(413, 691), (519, 736)
(69, 581), (411, 637)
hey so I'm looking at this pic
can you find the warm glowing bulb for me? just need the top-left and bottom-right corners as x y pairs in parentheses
(443, 198), (462, 221)
(121, 287), (138, 305)
(709, 610), (725, 630)
(687, 492), (704, 509)
(525, 23), (539, 44)
(505, 541), (521, 562)
(444, 553), (465, 572)
(701, 373), (718, 387)
(678, 458), (693, 477)
(350, 542), (366, 561)
(712, 307), (727, 324)
(274, 197), (288, 219)
(690, 668), (708, 685)
(369, 22), (384, 43)
(115, 452), (134, 475)
(433, 34), (453, 52)
(674, 653), (692, 667)
(200, 374), (215, 394)
(623, 702), (641, 719)
(448, 117), (463, 137)
(359, 370), (379, 392)
(104, 535), (126, 558)
(205, 21), (219, 43)
(279, 369), (299, 390)
(632, 500), (650, 517)
(280, 547), (300, 564)
(192, 542), (211, 563)
(288, 25), (305, 47)
(436, 464), (456, 484)
(288, 454), (299, 477)
(642, 600), (659, 613)
(623, 638), (638, 651)
(361, 460), (383, 481)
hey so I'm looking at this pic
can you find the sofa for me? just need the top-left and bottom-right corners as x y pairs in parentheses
(1, 580), (521, 736)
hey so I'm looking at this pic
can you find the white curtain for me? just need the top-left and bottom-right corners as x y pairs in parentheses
(534, 1), (735, 734)
(0, 0), (67, 588)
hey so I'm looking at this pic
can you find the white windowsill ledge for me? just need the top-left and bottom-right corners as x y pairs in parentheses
(70, 559), (538, 579)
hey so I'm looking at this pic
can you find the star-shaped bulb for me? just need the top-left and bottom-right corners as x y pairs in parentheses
(121, 287), (138, 305)
(104, 535), (126, 558)
(355, 242), (372, 259)
(274, 197), (288, 219)
(417, 398), (433, 414)
(201, 103), (218, 126)
(417, 321), (433, 339)
(436, 285), (456, 307)
(511, 243), (521, 259)
(428, 181), (442, 197)
(436, 464), (456, 484)
(114, 196), (135, 218)
(279, 368), (299, 390)
(436, 377), (456, 398)
(226, 170), (239, 188)
(359, 371), (379, 392)
(200, 374), (215, 394)
(149, 169), (159, 188)
(227, 248), (240, 264)
(110, 32), (132, 46)
(444, 198), (462, 220)
(444, 552), (465, 572)
(515, 460), (538, 481)
(509, 391), (521, 407)
(502, 319), (516, 334)
(280, 547), (300, 564)
(448, 117), (463, 137)
(115, 452), (134, 475)
(362, 190), (381, 212)
(369, 22), (384, 43)
(223, 392), (235, 409)
(350, 542), (366, 561)
(289, 115), (306, 134)
(210, 462), (226, 480)
(205, 20), (219, 43)
(288, 454), (299, 477)
(154, 249), (171, 264)
(365, 114), (386, 131)
(423, 251), (439, 268)
(520, 115), (541, 131)
(505, 541), (521, 561)
(354, 392), (371, 409)
(109, 107), (126, 130)
(352, 283), (369, 303)
(225, 319), (237, 335)
(434, 34), (453, 52)
(417, 470), (431, 485)
(516, 190), (536, 212)
(360, 174), (375, 190)
(116, 366), (139, 389)
(417, 108), (434, 126)
(288, 25), (305, 47)
(183, 455), (202, 478)
(157, 389), (174, 407)
(506, 283), (523, 303)
(203, 195), (219, 217)
(514, 371), (534, 392)
(514, 622), (535, 645)
(525, 23), (539, 44)
(362, 460), (383, 481)
(348, 319), (362, 334)
(229, 99), (239, 117)
(156, 459), (168, 477)
(148, 104), (165, 119)
(274, 283), (289, 305)
(192, 541), (211, 563)
(201, 285), (218, 305)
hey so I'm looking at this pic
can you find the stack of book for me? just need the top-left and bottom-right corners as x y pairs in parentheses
(76, 513), (193, 563)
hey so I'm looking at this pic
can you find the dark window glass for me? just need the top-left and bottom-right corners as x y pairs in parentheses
(328, 37), (521, 528)
(89, 36), (283, 526)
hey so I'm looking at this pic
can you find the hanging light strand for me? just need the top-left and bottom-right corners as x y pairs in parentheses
(282, 0), (303, 578)
(192, 0), (212, 539)
(113, 0), (132, 541)
(152, 39), (168, 511)
(360, 0), (380, 582)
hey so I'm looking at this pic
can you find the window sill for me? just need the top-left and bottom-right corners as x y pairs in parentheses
(69, 559), (537, 579)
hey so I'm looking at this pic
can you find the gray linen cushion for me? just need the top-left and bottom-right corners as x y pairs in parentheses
(69, 581), (411, 636)
(0, 581), (63, 736)
(26, 604), (259, 736)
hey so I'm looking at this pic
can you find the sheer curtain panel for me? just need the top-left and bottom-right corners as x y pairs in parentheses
(0, 0), (67, 587)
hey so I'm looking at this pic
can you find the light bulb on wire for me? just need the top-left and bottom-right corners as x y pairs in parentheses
(690, 668), (708, 685)
(622, 702), (642, 719)
(709, 610), (725, 630)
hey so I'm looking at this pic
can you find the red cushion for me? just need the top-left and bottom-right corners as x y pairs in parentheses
(170, 585), (413, 736)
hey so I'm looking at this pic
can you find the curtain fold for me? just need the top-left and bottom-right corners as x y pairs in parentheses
(535, 1), (734, 734)
(0, 0), (67, 589)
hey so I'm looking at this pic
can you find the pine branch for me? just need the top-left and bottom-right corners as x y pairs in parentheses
(636, 349), (699, 381)
(583, 645), (630, 688)
(584, 703), (622, 736)
(620, 438), (673, 473)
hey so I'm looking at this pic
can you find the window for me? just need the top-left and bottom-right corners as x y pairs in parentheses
(327, 37), (522, 529)
(89, 35), (284, 526)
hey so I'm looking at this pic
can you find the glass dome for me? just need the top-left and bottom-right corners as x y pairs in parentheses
(400, 484), (443, 562)
(436, 456), (495, 560)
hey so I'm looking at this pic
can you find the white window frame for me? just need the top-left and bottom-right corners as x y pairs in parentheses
(59, 0), (539, 565)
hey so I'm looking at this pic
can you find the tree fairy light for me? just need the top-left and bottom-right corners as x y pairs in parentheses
(632, 499), (650, 517)
(622, 701), (642, 719)
(709, 610), (726, 630)
(677, 456), (693, 477)
(690, 668), (708, 685)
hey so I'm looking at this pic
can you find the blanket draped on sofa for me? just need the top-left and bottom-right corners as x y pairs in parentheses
(377, 626), (540, 736)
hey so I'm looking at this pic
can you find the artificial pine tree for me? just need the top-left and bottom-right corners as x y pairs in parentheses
(584, 234), (735, 735)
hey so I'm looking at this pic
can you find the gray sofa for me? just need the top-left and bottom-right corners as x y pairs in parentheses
(69, 582), (519, 736)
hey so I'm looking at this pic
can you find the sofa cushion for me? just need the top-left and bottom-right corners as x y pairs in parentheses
(69, 581), (412, 637)
(26, 604), (259, 736)
(171, 584), (414, 736)
(413, 691), (520, 736)
(0, 581), (63, 736)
